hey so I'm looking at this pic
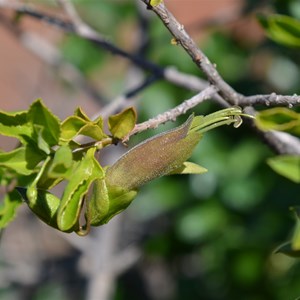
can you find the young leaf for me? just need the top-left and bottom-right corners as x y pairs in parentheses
(57, 148), (104, 231)
(0, 146), (45, 175)
(108, 107), (137, 140)
(60, 115), (107, 143)
(48, 145), (73, 177)
(255, 107), (300, 135)
(28, 99), (61, 151)
(97, 185), (137, 225)
(267, 155), (300, 183)
(0, 109), (32, 144)
(257, 14), (300, 48)
(16, 187), (61, 229)
(0, 190), (22, 228)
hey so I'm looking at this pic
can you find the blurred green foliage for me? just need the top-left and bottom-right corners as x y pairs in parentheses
(2, 0), (300, 299)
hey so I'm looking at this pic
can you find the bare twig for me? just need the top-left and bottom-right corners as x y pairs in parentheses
(240, 93), (300, 107)
(140, 0), (243, 105)
(124, 85), (218, 140)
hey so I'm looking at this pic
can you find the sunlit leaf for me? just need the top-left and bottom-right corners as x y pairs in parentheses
(108, 107), (137, 139)
(48, 145), (73, 177)
(0, 109), (32, 144)
(0, 146), (45, 175)
(60, 115), (107, 143)
(16, 187), (61, 229)
(28, 99), (61, 151)
(258, 14), (300, 47)
(57, 148), (104, 231)
(267, 155), (300, 183)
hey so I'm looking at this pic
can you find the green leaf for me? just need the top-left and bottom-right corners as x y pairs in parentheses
(0, 190), (22, 228)
(57, 147), (104, 231)
(16, 187), (61, 229)
(36, 146), (74, 190)
(48, 145), (73, 177)
(257, 14), (300, 48)
(0, 146), (45, 175)
(108, 107), (137, 139)
(255, 107), (300, 135)
(96, 184), (137, 225)
(60, 115), (107, 143)
(267, 155), (300, 183)
(88, 178), (110, 225)
(0, 109), (32, 144)
(28, 99), (61, 152)
(167, 161), (208, 175)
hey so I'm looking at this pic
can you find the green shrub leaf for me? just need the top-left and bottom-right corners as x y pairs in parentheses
(57, 148), (104, 231)
(0, 109), (32, 144)
(28, 99), (61, 152)
(108, 107), (137, 139)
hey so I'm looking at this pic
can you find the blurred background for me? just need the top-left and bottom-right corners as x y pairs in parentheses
(0, 0), (300, 299)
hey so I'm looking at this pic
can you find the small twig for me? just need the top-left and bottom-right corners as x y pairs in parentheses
(240, 93), (300, 107)
(124, 85), (218, 140)
(140, 0), (243, 105)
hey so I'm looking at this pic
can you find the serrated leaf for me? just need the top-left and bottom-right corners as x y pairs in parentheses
(108, 107), (137, 139)
(74, 107), (90, 121)
(255, 108), (300, 135)
(0, 190), (22, 228)
(257, 14), (300, 47)
(0, 146), (45, 175)
(28, 99), (61, 149)
(57, 148), (104, 231)
(0, 109), (32, 144)
(60, 115), (107, 143)
(267, 155), (300, 183)
(167, 161), (208, 175)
